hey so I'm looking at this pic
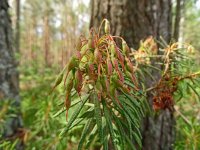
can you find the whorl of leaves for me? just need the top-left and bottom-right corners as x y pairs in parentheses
(51, 19), (200, 150)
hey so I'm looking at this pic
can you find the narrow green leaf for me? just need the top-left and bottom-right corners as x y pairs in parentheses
(120, 101), (142, 140)
(111, 97), (126, 117)
(69, 118), (84, 130)
(103, 100), (117, 150)
(78, 119), (93, 150)
(119, 99), (140, 128)
(85, 125), (98, 149)
(132, 132), (142, 148)
(53, 107), (65, 118)
(122, 93), (141, 108)
(124, 113), (132, 140)
(174, 89), (183, 102)
(59, 94), (89, 137)
(120, 121), (141, 150)
(79, 107), (94, 119)
(103, 135), (109, 150)
(124, 134), (137, 150)
(93, 92), (103, 143)
(187, 82), (200, 101)
(112, 112), (125, 150)
(120, 96), (141, 119)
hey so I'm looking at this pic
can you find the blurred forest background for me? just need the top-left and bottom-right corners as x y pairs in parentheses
(0, 0), (200, 149)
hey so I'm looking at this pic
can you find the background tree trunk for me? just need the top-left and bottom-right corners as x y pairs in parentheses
(0, 0), (23, 149)
(15, 0), (20, 53)
(173, 0), (185, 41)
(43, 15), (51, 67)
(90, 0), (175, 149)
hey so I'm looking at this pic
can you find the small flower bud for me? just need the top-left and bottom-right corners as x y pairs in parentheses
(106, 57), (113, 76)
(122, 40), (130, 56)
(88, 32), (95, 50)
(65, 71), (74, 92)
(94, 48), (102, 63)
(104, 19), (110, 34)
(110, 41), (116, 57)
(74, 69), (83, 94)
(76, 37), (82, 51)
(65, 92), (71, 119)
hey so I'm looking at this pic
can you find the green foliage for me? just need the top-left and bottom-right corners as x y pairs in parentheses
(53, 20), (200, 150)
(175, 101), (200, 150)
(183, 1), (200, 50)
(18, 64), (80, 149)
(55, 19), (149, 149)
(1, 19), (198, 149)
(0, 139), (19, 150)
(6, 1), (200, 147)
(173, 49), (200, 149)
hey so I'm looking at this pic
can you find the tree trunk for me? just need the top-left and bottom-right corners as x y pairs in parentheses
(15, 0), (20, 53)
(90, 0), (175, 149)
(173, 0), (185, 41)
(0, 0), (23, 149)
(43, 15), (51, 67)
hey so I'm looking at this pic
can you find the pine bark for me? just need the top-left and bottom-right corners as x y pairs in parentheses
(0, 0), (23, 149)
(90, 0), (175, 149)
(15, 0), (20, 52)
(43, 15), (51, 67)
(173, 0), (185, 41)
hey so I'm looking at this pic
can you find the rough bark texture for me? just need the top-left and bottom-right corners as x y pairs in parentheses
(90, 0), (172, 48)
(173, 0), (185, 41)
(0, 0), (23, 149)
(43, 15), (51, 67)
(90, 0), (175, 149)
(15, 0), (20, 53)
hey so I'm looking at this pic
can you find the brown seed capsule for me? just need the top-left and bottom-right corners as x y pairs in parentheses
(111, 57), (119, 72)
(94, 48), (102, 63)
(106, 57), (113, 76)
(76, 37), (82, 51)
(125, 57), (134, 73)
(66, 79), (74, 94)
(110, 41), (116, 57)
(75, 51), (82, 60)
(65, 92), (71, 119)
(116, 48), (125, 70)
(74, 69), (83, 94)
(122, 40), (130, 57)
(65, 71), (74, 93)
(88, 32), (95, 50)
(87, 63), (97, 80)
(65, 56), (79, 84)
